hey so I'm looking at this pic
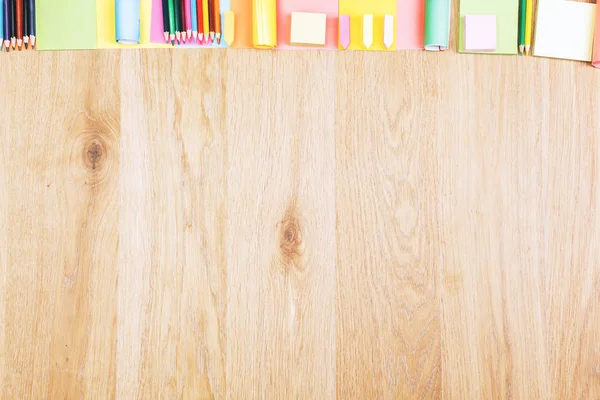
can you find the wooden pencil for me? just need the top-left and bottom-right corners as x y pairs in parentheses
(208, 0), (214, 42)
(213, 0), (220, 44)
(196, 0), (204, 43)
(524, 0), (532, 55)
(162, 0), (170, 43)
(173, 0), (181, 43)
(15, 0), (21, 49)
(27, 0), (33, 48)
(201, 0), (208, 44)
(180, 0), (186, 42)
(3, 0), (9, 51)
(518, 0), (526, 54)
(191, 0), (197, 42)
(22, 0), (27, 49)
(184, 0), (191, 41)
(168, 0), (175, 44)
(9, 0), (15, 50)
(0, 0), (3, 51)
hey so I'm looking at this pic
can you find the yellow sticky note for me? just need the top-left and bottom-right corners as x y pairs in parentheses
(290, 12), (326, 46)
(338, 0), (396, 50)
(96, 0), (168, 48)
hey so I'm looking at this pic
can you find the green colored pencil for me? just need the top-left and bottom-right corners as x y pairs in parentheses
(173, 0), (181, 43)
(168, 0), (176, 44)
(518, 0), (526, 54)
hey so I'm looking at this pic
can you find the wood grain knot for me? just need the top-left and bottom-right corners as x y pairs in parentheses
(279, 215), (304, 262)
(67, 112), (117, 189)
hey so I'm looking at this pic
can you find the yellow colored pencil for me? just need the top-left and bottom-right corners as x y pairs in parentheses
(525, 0), (533, 55)
(202, 0), (209, 42)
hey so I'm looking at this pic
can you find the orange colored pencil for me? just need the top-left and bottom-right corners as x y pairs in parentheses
(213, 0), (220, 44)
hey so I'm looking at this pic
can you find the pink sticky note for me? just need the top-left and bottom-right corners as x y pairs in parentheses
(339, 15), (350, 49)
(464, 15), (497, 52)
(396, 0), (425, 49)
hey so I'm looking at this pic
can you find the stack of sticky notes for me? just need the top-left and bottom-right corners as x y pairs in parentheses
(290, 12), (327, 46)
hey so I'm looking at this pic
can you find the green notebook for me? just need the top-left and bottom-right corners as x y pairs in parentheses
(459, 0), (519, 54)
(36, 0), (97, 50)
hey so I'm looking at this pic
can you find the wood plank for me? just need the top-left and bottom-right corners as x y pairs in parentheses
(544, 61), (600, 399)
(438, 54), (549, 398)
(117, 49), (227, 399)
(226, 51), (337, 398)
(0, 52), (120, 399)
(335, 52), (441, 398)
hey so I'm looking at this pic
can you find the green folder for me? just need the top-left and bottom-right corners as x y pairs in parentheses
(36, 0), (97, 50)
(459, 0), (519, 54)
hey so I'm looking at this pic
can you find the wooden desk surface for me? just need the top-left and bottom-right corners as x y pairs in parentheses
(0, 36), (599, 399)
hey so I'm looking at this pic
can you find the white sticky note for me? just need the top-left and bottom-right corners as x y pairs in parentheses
(363, 14), (373, 49)
(290, 12), (327, 46)
(534, 0), (596, 62)
(384, 14), (394, 48)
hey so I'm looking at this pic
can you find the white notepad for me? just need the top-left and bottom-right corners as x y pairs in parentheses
(534, 0), (596, 62)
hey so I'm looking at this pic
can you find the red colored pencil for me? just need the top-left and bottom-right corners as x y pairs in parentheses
(15, 0), (22, 49)
(196, 0), (203, 43)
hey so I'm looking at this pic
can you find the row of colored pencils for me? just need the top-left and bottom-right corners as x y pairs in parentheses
(162, 0), (221, 46)
(518, 0), (533, 55)
(0, 0), (35, 52)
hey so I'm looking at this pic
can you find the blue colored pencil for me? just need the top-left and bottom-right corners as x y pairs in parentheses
(191, 0), (197, 42)
(2, 0), (8, 51)
(0, 0), (4, 51)
(28, 0), (34, 49)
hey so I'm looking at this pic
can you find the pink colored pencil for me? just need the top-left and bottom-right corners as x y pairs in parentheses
(184, 0), (192, 40)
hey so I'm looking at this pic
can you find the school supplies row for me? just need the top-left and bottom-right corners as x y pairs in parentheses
(7, 0), (600, 68)
(460, 0), (600, 68)
(1, 0), (35, 51)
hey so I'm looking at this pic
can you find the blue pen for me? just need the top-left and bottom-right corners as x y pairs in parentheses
(191, 0), (198, 43)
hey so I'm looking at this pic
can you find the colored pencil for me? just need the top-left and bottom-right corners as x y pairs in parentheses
(191, 0), (197, 42)
(524, 0), (532, 55)
(168, 0), (175, 44)
(162, 0), (170, 43)
(196, 0), (204, 43)
(180, 0), (186, 42)
(202, 0), (208, 44)
(518, 0), (525, 54)
(0, 0), (3, 51)
(27, 0), (33, 48)
(9, 0), (15, 50)
(208, 0), (214, 42)
(213, 0), (220, 44)
(173, 0), (181, 43)
(15, 0), (21, 49)
(22, 0), (27, 49)
(184, 0), (191, 41)
(3, 0), (9, 51)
